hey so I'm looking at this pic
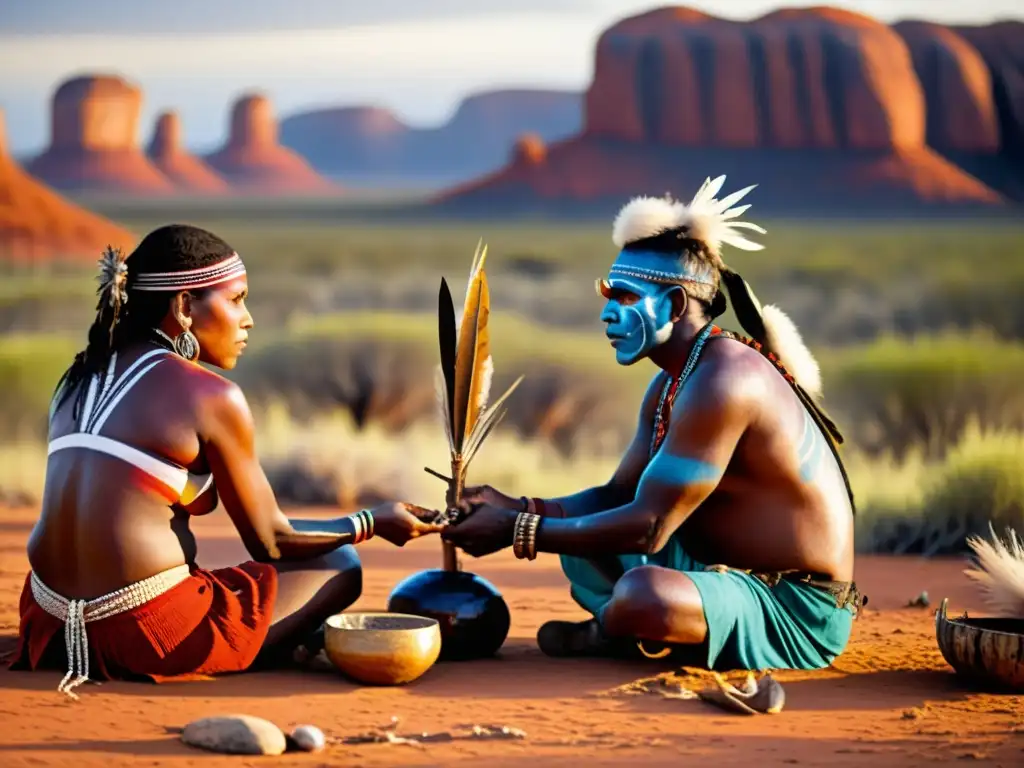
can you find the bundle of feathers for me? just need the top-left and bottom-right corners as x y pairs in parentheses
(610, 175), (822, 398)
(964, 524), (1024, 618)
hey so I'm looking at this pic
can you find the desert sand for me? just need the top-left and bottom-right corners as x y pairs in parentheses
(1, 504), (1021, 767)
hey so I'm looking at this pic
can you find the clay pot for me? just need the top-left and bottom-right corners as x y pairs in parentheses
(323, 612), (441, 685)
(934, 598), (1024, 691)
(387, 569), (511, 661)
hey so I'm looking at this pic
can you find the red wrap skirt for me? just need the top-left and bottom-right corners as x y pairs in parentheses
(8, 562), (278, 683)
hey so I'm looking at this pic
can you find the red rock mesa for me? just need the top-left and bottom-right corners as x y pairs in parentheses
(26, 75), (175, 195)
(0, 109), (135, 264)
(205, 94), (336, 194)
(147, 111), (229, 194)
(438, 7), (1004, 213)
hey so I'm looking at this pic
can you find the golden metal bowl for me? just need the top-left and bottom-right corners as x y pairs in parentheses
(935, 598), (1024, 691)
(323, 612), (442, 686)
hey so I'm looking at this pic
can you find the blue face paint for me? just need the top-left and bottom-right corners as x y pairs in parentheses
(598, 249), (716, 366)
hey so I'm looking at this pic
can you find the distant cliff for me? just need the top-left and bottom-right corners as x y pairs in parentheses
(279, 90), (582, 185)
(437, 7), (1022, 215)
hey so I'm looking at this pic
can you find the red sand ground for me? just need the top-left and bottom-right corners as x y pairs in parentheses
(1, 505), (1021, 767)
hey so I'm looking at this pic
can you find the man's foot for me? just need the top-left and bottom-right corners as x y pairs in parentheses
(291, 625), (331, 670)
(537, 619), (636, 658)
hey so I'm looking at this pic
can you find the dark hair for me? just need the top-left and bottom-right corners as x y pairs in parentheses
(622, 226), (724, 318)
(55, 224), (236, 416)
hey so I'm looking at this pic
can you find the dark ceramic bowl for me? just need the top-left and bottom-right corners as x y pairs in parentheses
(387, 569), (511, 661)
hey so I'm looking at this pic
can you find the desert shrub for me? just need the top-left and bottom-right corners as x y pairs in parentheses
(236, 332), (438, 431)
(237, 311), (646, 454)
(824, 331), (1024, 460)
(854, 425), (1024, 555)
(0, 334), (79, 439)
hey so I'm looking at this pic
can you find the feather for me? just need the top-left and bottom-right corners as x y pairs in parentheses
(681, 175), (766, 257)
(464, 374), (524, 464)
(611, 196), (685, 248)
(761, 305), (823, 398)
(438, 278), (457, 443)
(476, 355), (494, 413)
(964, 524), (1024, 618)
(434, 364), (454, 451)
(452, 244), (493, 451)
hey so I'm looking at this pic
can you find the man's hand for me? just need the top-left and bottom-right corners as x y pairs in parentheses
(441, 503), (519, 558)
(460, 484), (523, 511)
(372, 502), (446, 547)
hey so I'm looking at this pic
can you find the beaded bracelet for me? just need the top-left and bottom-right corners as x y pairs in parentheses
(513, 512), (541, 560)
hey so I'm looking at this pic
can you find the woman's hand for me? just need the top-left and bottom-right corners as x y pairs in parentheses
(441, 503), (519, 558)
(460, 484), (523, 511)
(371, 502), (446, 547)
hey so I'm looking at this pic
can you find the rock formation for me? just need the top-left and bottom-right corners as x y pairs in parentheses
(585, 7), (925, 150)
(511, 134), (547, 167)
(147, 111), (229, 194)
(952, 21), (1024, 158)
(893, 22), (999, 152)
(205, 94), (335, 194)
(279, 90), (581, 185)
(439, 7), (1009, 214)
(0, 109), (135, 264)
(26, 75), (175, 195)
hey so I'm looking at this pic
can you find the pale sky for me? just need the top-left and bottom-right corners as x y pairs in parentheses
(1, 0), (1021, 155)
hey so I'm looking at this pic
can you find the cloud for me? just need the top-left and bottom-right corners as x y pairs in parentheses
(2, 0), (596, 35)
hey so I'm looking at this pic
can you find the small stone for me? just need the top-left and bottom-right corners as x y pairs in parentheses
(290, 724), (326, 753)
(906, 591), (930, 608)
(181, 715), (286, 756)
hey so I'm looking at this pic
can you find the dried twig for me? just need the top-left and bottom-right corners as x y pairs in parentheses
(328, 717), (526, 749)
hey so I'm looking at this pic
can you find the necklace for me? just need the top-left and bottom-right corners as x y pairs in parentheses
(152, 328), (176, 351)
(649, 321), (717, 458)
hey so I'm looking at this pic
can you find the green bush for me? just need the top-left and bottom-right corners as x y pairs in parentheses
(823, 331), (1024, 460)
(0, 334), (79, 438)
(854, 426), (1024, 555)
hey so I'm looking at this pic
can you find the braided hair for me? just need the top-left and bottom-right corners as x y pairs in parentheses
(55, 224), (237, 417)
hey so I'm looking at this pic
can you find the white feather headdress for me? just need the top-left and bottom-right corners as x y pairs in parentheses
(609, 176), (823, 398)
(611, 175), (766, 257)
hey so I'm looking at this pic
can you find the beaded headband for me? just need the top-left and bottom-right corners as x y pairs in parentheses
(132, 253), (247, 292)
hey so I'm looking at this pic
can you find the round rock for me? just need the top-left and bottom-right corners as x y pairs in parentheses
(289, 724), (326, 752)
(181, 714), (287, 756)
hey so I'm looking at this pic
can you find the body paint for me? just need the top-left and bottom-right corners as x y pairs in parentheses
(638, 450), (724, 488)
(598, 249), (714, 366)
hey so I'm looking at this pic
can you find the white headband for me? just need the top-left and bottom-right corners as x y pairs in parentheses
(132, 253), (247, 292)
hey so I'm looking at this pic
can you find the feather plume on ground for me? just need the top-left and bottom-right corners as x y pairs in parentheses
(964, 525), (1024, 618)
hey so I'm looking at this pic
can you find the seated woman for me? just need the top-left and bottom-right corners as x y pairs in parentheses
(10, 224), (443, 698)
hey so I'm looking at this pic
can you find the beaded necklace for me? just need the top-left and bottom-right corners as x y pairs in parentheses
(649, 321), (718, 458)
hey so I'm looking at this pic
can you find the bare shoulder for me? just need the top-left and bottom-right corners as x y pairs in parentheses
(688, 336), (776, 410)
(160, 357), (254, 434)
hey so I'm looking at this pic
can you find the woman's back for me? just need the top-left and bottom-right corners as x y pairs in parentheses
(29, 341), (215, 599)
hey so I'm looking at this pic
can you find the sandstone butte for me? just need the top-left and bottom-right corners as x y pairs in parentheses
(437, 7), (1008, 214)
(146, 111), (230, 195)
(204, 94), (337, 195)
(0, 109), (135, 264)
(25, 75), (177, 195)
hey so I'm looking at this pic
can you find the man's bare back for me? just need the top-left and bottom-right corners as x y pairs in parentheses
(662, 337), (854, 580)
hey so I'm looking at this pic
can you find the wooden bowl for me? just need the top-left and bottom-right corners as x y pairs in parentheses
(323, 612), (441, 685)
(934, 598), (1024, 691)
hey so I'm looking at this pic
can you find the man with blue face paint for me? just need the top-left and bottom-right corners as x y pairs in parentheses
(443, 176), (863, 677)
